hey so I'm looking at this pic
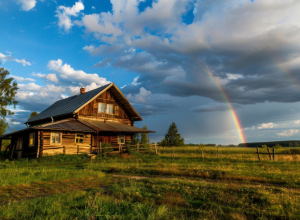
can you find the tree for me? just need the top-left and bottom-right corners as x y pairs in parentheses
(0, 66), (18, 135)
(164, 122), (184, 147)
(0, 67), (18, 118)
(28, 111), (38, 120)
(140, 125), (149, 144)
(131, 133), (140, 145)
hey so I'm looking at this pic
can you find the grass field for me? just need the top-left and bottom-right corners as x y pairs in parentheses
(1, 146), (300, 219)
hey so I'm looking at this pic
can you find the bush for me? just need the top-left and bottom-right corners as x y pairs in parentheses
(101, 142), (114, 154)
(273, 144), (283, 149)
(261, 145), (268, 148)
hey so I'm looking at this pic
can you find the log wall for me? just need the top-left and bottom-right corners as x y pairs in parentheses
(42, 131), (92, 156)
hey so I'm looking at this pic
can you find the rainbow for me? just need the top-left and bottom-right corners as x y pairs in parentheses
(191, 56), (247, 144)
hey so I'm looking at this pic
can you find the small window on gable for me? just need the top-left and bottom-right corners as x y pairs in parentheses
(106, 104), (114, 114)
(98, 103), (106, 113)
(51, 132), (61, 144)
(29, 132), (35, 147)
(118, 135), (125, 144)
(75, 133), (84, 144)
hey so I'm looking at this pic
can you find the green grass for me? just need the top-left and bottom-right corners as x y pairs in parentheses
(1, 146), (300, 219)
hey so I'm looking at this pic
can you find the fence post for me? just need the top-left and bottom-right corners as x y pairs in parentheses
(267, 147), (272, 160)
(137, 143), (139, 152)
(77, 145), (79, 155)
(63, 146), (65, 155)
(172, 146), (175, 158)
(217, 147), (219, 159)
(202, 150), (204, 160)
(154, 143), (157, 154)
(256, 147), (260, 161)
(100, 141), (102, 154)
(273, 148), (275, 161)
(119, 144), (122, 154)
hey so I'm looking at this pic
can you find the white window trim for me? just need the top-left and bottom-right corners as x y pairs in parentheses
(118, 135), (125, 144)
(98, 102), (115, 115)
(50, 132), (62, 145)
(75, 133), (85, 144)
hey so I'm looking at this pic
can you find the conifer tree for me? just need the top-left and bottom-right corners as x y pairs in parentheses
(164, 122), (184, 147)
(140, 125), (149, 144)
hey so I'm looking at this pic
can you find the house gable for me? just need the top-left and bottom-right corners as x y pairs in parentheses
(26, 83), (142, 126)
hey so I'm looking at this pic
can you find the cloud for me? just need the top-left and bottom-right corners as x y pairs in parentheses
(56, 0), (84, 32)
(127, 87), (151, 104)
(0, 53), (31, 66)
(16, 0), (36, 11)
(258, 122), (276, 130)
(78, 0), (300, 106)
(33, 73), (59, 83)
(295, 120), (300, 125)
(192, 104), (229, 113)
(10, 75), (35, 82)
(92, 57), (113, 68)
(47, 59), (110, 86)
(277, 129), (299, 137)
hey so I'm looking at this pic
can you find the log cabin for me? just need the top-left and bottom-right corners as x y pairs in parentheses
(0, 83), (154, 159)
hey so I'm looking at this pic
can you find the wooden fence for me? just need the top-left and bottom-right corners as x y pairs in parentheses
(255, 147), (300, 161)
(94, 142), (158, 155)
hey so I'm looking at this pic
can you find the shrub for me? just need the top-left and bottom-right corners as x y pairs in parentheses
(261, 145), (268, 148)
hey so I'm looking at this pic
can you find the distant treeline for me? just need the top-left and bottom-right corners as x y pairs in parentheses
(238, 140), (300, 148)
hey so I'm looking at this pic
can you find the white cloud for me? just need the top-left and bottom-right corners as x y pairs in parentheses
(16, 0), (36, 11)
(0, 53), (31, 66)
(11, 121), (21, 125)
(127, 87), (151, 104)
(277, 129), (299, 137)
(295, 120), (300, 124)
(56, 0), (84, 32)
(46, 73), (59, 83)
(258, 122), (276, 129)
(32, 72), (59, 83)
(47, 59), (110, 86)
(10, 75), (35, 82)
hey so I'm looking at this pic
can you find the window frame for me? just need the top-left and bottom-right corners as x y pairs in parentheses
(29, 132), (35, 147)
(50, 132), (62, 145)
(98, 102), (115, 115)
(75, 133), (85, 144)
(98, 103), (106, 113)
(118, 135), (125, 144)
(106, 104), (114, 114)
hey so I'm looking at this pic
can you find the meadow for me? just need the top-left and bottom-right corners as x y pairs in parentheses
(1, 146), (300, 219)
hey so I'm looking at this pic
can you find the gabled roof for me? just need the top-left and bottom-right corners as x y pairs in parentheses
(26, 83), (142, 124)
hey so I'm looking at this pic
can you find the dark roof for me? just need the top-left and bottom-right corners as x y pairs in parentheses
(0, 119), (154, 139)
(26, 83), (112, 124)
(39, 119), (95, 132)
(78, 118), (155, 133)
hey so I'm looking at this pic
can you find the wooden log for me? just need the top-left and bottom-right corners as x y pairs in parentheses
(267, 147), (272, 160)
(40, 131), (44, 158)
(257, 147), (260, 161)
(273, 148), (275, 161)
(63, 146), (66, 155)
(154, 143), (157, 154)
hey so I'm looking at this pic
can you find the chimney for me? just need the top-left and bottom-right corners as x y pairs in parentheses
(80, 87), (86, 94)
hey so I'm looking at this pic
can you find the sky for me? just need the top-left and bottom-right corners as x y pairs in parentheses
(1, 0), (300, 145)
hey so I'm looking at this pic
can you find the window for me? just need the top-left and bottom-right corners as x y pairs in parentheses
(75, 133), (84, 144)
(98, 103), (114, 114)
(106, 104), (114, 114)
(118, 135), (125, 144)
(29, 132), (35, 147)
(98, 103), (106, 113)
(51, 132), (61, 144)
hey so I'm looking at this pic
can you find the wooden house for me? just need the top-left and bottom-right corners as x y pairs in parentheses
(0, 83), (154, 158)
